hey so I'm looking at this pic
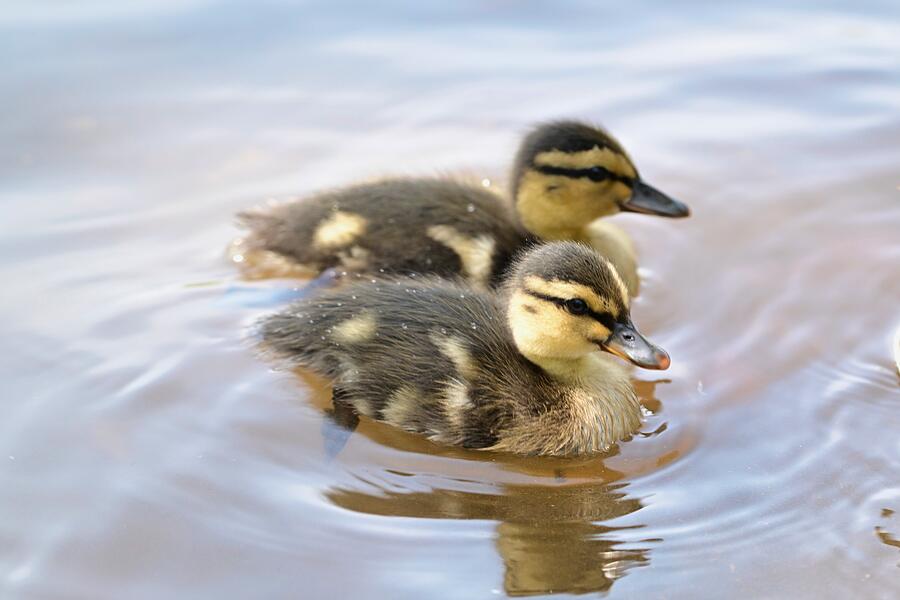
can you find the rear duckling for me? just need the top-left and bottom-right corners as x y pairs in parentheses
(260, 242), (670, 456)
(236, 120), (688, 295)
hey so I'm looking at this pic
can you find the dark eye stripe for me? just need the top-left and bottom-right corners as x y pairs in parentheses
(523, 290), (618, 329)
(533, 164), (633, 186)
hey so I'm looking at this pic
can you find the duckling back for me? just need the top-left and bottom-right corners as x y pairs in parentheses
(239, 178), (527, 288)
(260, 277), (524, 448)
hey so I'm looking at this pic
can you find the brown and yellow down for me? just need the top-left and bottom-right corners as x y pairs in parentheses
(260, 242), (670, 456)
(237, 120), (689, 295)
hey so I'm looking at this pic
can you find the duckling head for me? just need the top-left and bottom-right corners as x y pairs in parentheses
(505, 242), (670, 378)
(511, 121), (689, 240)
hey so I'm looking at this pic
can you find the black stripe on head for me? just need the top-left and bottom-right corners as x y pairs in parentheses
(523, 289), (619, 330)
(507, 242), (631, 318)
(511, 120), (635, 197)
(532, 164), (634, 186)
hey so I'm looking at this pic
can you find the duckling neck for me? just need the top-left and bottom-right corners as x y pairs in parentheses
(524, 354), (594, 382)
(521, 221), (591, 243)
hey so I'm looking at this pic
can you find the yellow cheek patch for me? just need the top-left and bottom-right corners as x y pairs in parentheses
(515, 171), (623, 239)
(426, 225), (495, 288)
(523, 275), (618, 315)
(313, 211), (367, 249)
(507, 290), (597, 361)
(534, 145), (637, 179)
(589, 322), (612, 341)
(609, 181), (633, 203)
(332, 312), (377, 344)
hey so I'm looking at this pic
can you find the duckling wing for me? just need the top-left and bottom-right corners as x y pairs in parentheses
(259, 277), (529, 447)
(239, 178), (527, 286)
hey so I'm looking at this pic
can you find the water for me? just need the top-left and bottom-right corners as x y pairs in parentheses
(2, 1), (900, 598)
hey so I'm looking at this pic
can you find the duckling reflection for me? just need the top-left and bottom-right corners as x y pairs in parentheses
(327, 481), (653, 596)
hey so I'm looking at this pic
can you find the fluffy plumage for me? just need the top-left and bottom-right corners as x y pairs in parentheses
(260, 242), (669, 456)
(236, 121), (689, 294)
(239, 178), (525, 287)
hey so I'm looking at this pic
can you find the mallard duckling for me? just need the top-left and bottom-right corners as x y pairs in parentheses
(235, 120), (688, 294)
(260, 242), (670, 456)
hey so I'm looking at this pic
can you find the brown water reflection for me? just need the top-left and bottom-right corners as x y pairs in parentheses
(3, 1), (900, 599)
(329, 482), (650, 596)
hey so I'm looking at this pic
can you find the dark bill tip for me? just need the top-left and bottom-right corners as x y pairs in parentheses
(601, 321), (671, 370)
(621, 180), (690, 218)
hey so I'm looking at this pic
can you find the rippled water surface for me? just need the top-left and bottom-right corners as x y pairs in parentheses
(2, 1), (900, 598)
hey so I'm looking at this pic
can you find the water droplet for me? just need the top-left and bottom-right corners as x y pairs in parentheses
(371, 279), (377, 284)
(232, 254), (244, 263)
(440, 327), (447, 335)
(379, 268), (385, 273)
(401, 323), (408, 330)
(481, 178), (491, 188)
(459, 294), (466, 299)
(470, 322), (477, 330)
(466, 203), (475, 213)
(351, 295), (357, 300)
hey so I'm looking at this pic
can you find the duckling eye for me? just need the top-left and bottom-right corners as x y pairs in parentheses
(565, 299), (589, 315)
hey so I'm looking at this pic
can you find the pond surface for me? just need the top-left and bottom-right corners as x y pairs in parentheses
(2, 1), (899, 598)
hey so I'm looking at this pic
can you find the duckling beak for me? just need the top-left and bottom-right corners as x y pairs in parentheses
(621, 181), (690, 218)
(601, 320), (671, 370)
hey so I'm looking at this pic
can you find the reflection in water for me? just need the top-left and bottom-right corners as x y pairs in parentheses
(875, 508), (900, 561)
(328, 482), (652, 596)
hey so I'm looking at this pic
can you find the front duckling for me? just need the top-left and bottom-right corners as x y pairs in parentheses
(235, 120), (688, 295)
(260, 242), (670, 456)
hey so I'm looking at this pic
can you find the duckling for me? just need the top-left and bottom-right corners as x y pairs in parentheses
(259, 241), (670, 456)
(235, 120), (688, 295)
